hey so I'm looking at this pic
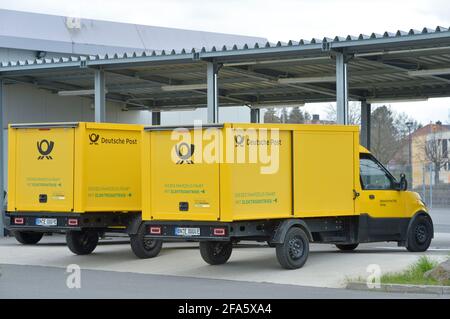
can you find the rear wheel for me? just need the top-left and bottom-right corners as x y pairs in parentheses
(13, 231), (43, 245)
(335, 243), (359, 251)
(276, 227), (309, 269)
(200, 241), (233, 265)
(130, 224), (163, 259)
(66, 230), (99, 255)
(406, 215), (433, 252)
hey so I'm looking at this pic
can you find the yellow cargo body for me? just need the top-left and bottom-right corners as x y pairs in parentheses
(8, 122), (142, 213)
(142, 123), (359, 222)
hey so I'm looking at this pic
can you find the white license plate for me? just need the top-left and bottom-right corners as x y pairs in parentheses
(35, 218), (57, 226)
(175, 227), (200, 237)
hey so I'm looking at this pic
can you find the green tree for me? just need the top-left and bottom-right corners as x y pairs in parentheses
(263, 108), (280, 123)
(288, 106), (311, 123)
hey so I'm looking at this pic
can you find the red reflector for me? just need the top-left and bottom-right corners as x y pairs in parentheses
(14, 217), (24, 225)
(150, 226), (161, 235)
(38, 128), (51, 131)
(68, 218), (78, 226)
(213, 228), (226, 236)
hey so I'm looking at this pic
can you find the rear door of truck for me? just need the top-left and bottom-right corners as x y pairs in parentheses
(10, 123), (76, 212)
(148, 125), (221, 221)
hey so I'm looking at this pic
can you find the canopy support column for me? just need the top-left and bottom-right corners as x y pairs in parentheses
(0, 80), (5, 236)
(207, 62), (219, 124)
(94, 69), (106, 122)
(336, 52), (348, 125)
(360, 100), (371, 149)
(250, 108), (260, 123)
(152, 111), (161, 125)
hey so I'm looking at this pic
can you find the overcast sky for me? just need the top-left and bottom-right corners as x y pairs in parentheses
(1, 0), (449, 124)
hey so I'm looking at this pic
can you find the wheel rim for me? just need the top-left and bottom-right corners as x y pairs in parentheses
(143, 238), (157, 251)
(213, 243), (228, 257)
(288, 236), (304, 260)
(415, 223), (428, 244)
(79, 232), (94, 246)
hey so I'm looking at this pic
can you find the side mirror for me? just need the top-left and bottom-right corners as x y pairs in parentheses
(398, 173), (408, 191)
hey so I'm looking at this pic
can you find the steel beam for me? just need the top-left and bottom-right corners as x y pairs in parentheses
(94, 69), (106, 122)
(152, 111), (161, 125)
(207, 62), (219, 123)
(336, 52), (349, 124)
(0, 80), (5, 236)
(360, 100), (371, 149)
(250, 108), (260, 123)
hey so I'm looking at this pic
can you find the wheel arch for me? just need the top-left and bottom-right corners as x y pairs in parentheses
(271, 219), (313, 244)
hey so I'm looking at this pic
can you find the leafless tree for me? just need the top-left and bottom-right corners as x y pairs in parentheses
(424, 128), (448, 185)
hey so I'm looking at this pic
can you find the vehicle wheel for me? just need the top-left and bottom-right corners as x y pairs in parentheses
(66, 230), (99, 255)
(335, 243), (359, 251)
(406, 215), (433, 252)
(13, 231), (43, 245)
(200, 241), (233, 265)
(130, 224), (163, 259)
(276, 227), (309, 269)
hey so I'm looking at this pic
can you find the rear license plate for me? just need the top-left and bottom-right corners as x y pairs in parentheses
(175, 227), (200, 237)
(35, 218), (57, 226)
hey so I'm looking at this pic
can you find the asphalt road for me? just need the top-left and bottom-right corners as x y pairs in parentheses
(0, 207), (449, 299)
(0, 264), (446, 299)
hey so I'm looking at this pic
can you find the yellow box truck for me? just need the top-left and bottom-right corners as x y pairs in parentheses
(6, 122), (142, 255)
(137, 123), (433, 269)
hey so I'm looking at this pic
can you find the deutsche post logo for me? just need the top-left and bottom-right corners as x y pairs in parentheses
(37, 140), (54, 160)
(175, 142), (195, 164)
(89, 133), (100, 145)
(234, 134), (245, 147)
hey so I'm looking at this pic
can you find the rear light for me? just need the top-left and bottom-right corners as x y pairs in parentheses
(150, 226), (162, 235)
(68, 218), (78, 226)
(14, 217), (24, 225)
(213, 228), (226, 236)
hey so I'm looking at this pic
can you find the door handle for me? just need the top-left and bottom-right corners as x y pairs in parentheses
(369, 194), (375, 200)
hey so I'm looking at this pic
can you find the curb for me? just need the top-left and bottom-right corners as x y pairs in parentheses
(346, 282), (450, 295)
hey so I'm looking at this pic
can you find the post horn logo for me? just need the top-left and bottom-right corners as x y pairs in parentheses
(234, 134), (245, 147)
(89, 133), (100, 145)
(175, 142), (195, 164)
(37, 140), (54, 160)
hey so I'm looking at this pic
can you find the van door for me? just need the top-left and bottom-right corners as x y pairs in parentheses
(358, 153), (405, 219)
(13, 125), (75, 212)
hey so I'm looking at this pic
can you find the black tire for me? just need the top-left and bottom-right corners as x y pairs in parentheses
(200, 241), (233, 265)
(66, 230), (99, 255)
(13, 231), (43, 245)
(276, 227), (309, 269)
(335, 243), (359, 251)
(406, 215), (433, 252)
(130, 224), (163, 259)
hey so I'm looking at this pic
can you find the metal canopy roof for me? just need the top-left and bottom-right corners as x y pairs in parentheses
(1, 26), (450, 111)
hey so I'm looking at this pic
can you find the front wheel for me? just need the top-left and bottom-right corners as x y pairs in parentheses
(199, 241), (233, 265)
(13, 231), (43, 245)
(130, 224), (163, 259)
(406, 215), (433, 252)
(276, 227), (309, 269)
(66, 230), (99, 255)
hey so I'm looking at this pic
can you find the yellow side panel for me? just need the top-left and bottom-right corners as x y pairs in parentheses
(220, 128), (292, 221)
(294, 130), (356, 217)
(13, 127), (74, 212)
(141, 130), (152, 221)
(150, 129), (220, 221)
(83, 125), (141, 212)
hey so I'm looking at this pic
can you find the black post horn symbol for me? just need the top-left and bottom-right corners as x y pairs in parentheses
(175, 142), (195, 164)
(89, 133), (100, 145)
(37, 140), (54, 160)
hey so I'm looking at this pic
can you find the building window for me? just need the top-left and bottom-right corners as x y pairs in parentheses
(443, 139), (448, 159)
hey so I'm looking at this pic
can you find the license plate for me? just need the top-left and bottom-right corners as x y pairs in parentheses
(35, 218), (57, 226)
(175, 227), (200, 237)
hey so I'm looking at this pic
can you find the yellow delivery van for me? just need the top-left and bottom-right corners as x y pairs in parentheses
(6, 122), (142, 255)
(137, 123), (433, 269)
